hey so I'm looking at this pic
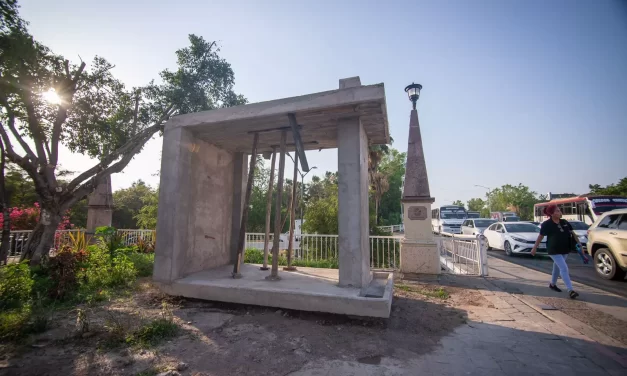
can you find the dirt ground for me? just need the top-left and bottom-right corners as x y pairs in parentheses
(0, 275), (495, 376)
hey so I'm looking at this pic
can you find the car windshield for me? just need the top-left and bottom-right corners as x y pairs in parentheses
(569, 221), (590, 230)
(475, 220), (496, 227)
(467, 213), (480, 218)
(504, 223), (540, 233)
(441, 211), (466, 219)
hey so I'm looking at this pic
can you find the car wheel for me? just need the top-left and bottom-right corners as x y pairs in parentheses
(504, 241), (514, 256)
(485, 238), (491, 250)
(594, 248), (626, 280)
(439, 226), (442, 234)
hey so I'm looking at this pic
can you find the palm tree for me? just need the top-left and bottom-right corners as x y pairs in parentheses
(371, 172), (390, 225)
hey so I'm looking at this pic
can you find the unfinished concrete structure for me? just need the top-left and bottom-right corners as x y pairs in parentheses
(154, 77), (393, 317)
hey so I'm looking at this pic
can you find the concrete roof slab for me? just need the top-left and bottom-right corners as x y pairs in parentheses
(165, 82), (390, 153)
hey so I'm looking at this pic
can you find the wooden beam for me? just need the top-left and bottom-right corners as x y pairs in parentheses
(267, 130), (286, 281)
(260, 147), (276, 271)
(287, 113), (310, 172)
(284, 151), (299, 271)
(232, 132), (259, 278)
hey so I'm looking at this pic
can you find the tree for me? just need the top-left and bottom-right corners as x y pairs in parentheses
(467, 198), (485, 212)
(135, 188), (159, 229)
(589, 177), (627, 197)
(487, 184), (540, 220)
(452, 200), (465, 208)
(112, 180), (154, 229)
(0, 4), (246, 262)
(302, 173), (338, 234)
(377, 149), (405, 226)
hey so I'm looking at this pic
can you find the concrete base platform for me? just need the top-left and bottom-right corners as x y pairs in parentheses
(157, 264), (394, 318)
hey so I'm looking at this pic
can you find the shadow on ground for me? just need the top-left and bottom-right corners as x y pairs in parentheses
(1, 275), (626, 376)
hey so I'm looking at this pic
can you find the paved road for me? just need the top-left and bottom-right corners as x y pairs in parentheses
(488, 249), (627, 298)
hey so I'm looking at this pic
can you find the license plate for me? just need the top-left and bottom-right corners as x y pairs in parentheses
(538, 244), (546, 249)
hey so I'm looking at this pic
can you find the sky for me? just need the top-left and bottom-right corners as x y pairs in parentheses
(18, 0), (627, 210)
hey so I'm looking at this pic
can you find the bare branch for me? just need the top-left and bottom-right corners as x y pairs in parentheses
(132, 89), (140, 128)
(63, 60), (70, 79)
(64, 131), (151, 209)
(0, 97), (38, 161)
(66, 104), (174, 193)
(19, 89), (48, 166)
(0, 122), (49, 196)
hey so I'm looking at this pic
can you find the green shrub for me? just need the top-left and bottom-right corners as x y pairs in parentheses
(77, 245), (137, 302)
(0, 262), (34, 310)
(0, 307), (31, 340)
(126, 252), (155, 277)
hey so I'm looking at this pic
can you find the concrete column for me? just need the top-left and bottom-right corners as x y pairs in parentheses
(230, 152), (247, 264)
(337, 117), (371, 289)
(154, 126), (194, 284)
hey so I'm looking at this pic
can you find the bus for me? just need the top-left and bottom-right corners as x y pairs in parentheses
(466, 211), (481, 219)
(432, 205), (468, 234)
(491, 211), (519, 222)
(534, 195), (627, 225)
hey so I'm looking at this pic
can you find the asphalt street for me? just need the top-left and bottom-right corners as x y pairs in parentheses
(488, 249), (627, 298)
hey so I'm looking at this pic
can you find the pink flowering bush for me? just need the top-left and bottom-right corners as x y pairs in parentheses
(0, 203), (73, 231)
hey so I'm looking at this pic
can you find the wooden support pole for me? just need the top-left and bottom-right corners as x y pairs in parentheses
(261, 147), (276, 271)
(284, 151), (299, 271)
(267, 130), (286, 281)
(232, 132), (259, 278)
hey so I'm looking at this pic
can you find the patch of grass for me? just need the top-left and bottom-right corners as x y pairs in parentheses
(395, 284), (449, 300)
(422, 288), (449, 300)
(135, 370), (158, 376)
(126, 318), (178, 348)
(395, 284), (414, 292)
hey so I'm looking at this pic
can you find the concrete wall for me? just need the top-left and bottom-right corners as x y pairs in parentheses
(337, 117), (371, 289)
(154, 126), (242, 283)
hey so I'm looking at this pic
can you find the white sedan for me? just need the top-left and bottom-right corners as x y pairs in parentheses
(483, 222), (546, 256)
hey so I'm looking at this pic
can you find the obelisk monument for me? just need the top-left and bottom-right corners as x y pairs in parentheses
(400, 83), (440, 274)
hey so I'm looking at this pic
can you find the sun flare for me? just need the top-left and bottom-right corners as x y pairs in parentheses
(42, 88), (62, 105)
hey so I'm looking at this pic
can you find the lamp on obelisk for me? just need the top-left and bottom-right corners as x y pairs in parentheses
(400, 83), (440, 274)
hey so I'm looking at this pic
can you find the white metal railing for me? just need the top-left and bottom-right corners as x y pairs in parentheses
(4, 229), (404, 271)
(117, 229), (156, 246)
(377, 224), (404, 234)
(437, 234), (488, 276)
(245, 232), (402, 270)
(4, 229), (84, 258)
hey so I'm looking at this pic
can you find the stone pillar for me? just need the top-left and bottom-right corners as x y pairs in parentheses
(154, 126), (193, 284)
(400, 109), (440, 275)
(337, 117), (371, 288)
(86, 175), (113, 232)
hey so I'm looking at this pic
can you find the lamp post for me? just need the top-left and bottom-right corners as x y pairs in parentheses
(475, 184), (492, 213)
(404, 82), (423, 110)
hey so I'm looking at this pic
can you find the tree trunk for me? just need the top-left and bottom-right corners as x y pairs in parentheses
(0, 207), (9, 265)
(0, 140), (9, 265)
(20, 207), (62, 265)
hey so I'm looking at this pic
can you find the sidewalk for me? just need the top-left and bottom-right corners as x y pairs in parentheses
(290, 261), (627, 376)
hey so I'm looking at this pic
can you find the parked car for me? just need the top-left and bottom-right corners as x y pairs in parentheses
(567, 220), (590, 252)
(587, 209), (627, 280)
(461, 219), (497, 236)
(483, 222), (546, 256)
